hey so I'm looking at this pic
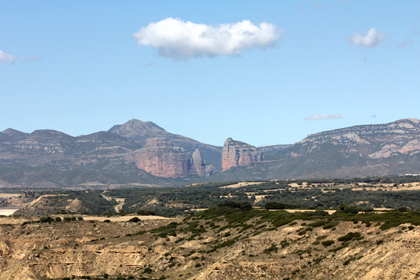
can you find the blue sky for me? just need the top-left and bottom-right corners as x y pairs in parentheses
(1, 0), (419, 147)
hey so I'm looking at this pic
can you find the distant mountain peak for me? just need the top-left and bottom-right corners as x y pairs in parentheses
(108, 119), (166, 136)
(2, 128), (27, 136)
(398, 118), (420, 124)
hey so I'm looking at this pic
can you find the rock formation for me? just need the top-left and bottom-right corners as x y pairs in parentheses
(222, 138), (263, 171)
(108, 119), (223, 169)
(192, 149), (205, 177)
(192, 149), (214, 177)
(133, 138), (192, 178)
(133, 138), (213, 178)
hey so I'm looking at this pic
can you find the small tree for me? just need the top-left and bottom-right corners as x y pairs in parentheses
(129, 217), (140, 223)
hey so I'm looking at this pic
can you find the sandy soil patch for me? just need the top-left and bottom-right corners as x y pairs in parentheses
(288, 182), (319, 188)
(253, 195), (268, 203)
(146, 198), (159, 206)
(0, 193), (21, 199)
(220, 182), (265, 189)
(0, 216), (37, 224)
(0, 208), (20, 216)
(284, 209), (336, 214)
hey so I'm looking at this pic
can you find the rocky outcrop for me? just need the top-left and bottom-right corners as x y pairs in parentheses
(298, 118), (420, 159)
(192, 149), (214, 177)
(192, 149), (205, 177)
(222, 138), (263, 171)
(133, 138), (213, 178)
(133, 138), (192, 178)
(109, 119), (223, 169)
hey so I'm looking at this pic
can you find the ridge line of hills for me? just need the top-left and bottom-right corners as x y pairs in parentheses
(1, 118), (420, 189)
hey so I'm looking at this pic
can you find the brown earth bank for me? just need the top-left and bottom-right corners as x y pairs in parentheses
(1, 213), (420, 280)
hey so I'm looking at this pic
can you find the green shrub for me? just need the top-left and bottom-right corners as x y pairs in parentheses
(338, 232), (362, 242)
(338, 204), (359, 214)
(323, 221), (338, 229)
(343, 257), (356, 265)
(316, 235), (328, 241)
(143, 267), (153, 274)
(39, 216), (53, 223)
(218, 201), (252, 210)
(263, 244), (278, 254)
(129, 217), (140, 222)
(280, 240), (290, 248)
(308, 220), (327, 227)
(137, 209), (156, 215)
(265, 202), (286, 209)
(329, 242), (349, 252)
(321, 240), (335, 247)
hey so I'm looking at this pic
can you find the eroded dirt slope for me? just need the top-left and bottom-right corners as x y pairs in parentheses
(1, 210), (420, 280)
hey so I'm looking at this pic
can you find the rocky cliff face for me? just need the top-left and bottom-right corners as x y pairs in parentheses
(192, 149), (214, 177)
(299, 118), (420, 159)
(133, 138), (213, 178)
(109, 119), (223, 170)
(222, 138), (263, 171)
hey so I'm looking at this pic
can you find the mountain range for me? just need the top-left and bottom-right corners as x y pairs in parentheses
(1, 118), (420, 189)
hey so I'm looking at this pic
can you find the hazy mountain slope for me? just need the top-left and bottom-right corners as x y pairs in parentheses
(2, 118), (420, 187)
(209, 118), (420, 180)
(0, 130), (185, 189)
(108, 119), (223, 170)
(258, 144), (293, 154)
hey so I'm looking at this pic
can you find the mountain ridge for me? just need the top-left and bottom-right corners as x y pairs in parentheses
(108, 119), (223, 170)
(1, 118), (420, 189)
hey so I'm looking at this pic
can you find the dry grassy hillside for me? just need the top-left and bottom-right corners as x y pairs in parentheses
(1, 205), (420, 280)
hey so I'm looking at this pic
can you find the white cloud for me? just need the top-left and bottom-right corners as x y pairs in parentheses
(133, 18), (284, 60)
(0, 50), (17, 65)
(28, 55), (40, 62)
(348, 28), (387, 48)
(398, 36), (414, 49)
(305, 113), (342, 120)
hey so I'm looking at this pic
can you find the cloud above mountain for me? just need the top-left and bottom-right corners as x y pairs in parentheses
(133, 18), (284, 60)
(0, 50), (16, 65)
(348, 28), (387, 48)
(305, 113), (342, 120)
